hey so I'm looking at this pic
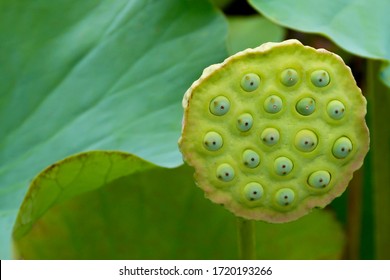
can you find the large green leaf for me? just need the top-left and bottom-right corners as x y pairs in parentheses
(248, 0), (390, 60)
(226, 15), (285, 55)
(14, 152), (345, 259)
(248, 0), (390, 86)
(0, 0), (228, 259)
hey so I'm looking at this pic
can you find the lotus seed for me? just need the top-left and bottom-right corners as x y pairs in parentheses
(327, 100), (345, 120)
(216, 163), (235, 182)
(276, 188), (295, 206)
(294, 129), (318, 152)
(242, 149), (260, 168)
(308, 171), (331, 188)
(261, 128), (280, 146)
(311, 70), (330, 87)
(237, 113), (253, 132)
(274, 157), (293, 176)
(264, 95), (283, 113)
(244, 182), (264, 201)
(241, 73), (260, 92)
(203, 131), (223, 151)
(296, 97), (316, 116)
(209, 96), (230, 116)
(332, 136), (353, 159)
(280, 68), (299, 87)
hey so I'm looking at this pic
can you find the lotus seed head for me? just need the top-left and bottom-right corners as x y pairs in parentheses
(209, 96), (230, 116)
(261, 128), (280, 146)
(274, 156), (293, 176)
(280, 68), (299, 87)
(311, 70), (330, 87)
(179, 39), (369, 223)
(294, 129), (318, 152)
(264, 95), (283, 113)
(241, 73), (260, 92)
(237, 113), (253, 132)
(327, 100), (345, 120)
(203, 131), (223, 151)
(308, 171), (331, 189)
(242, 149), (260, 168)
(216, 163), (235, 182)
(276, 188), (295, 206)
(332, 136), (353, 159)
(296, 97), (316, 116)
(244, 182), (264, 201)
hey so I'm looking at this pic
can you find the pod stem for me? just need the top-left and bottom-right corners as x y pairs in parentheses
(237, 217), (257, 259)
(367, 60), (390, 259)
(345, 168), (363, 259)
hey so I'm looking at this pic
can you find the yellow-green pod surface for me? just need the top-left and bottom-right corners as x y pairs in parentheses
(178, 40), (369, 223)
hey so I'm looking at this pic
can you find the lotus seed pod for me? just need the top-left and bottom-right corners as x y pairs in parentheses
(308, 171), (331, 189)
(264, 95), (283, 113)
(280, 68), (299, 87)
(241, 73), (260, 92)
(244, 182), (264, 202)
(179, 39), (369, 223)
(296, 97), (316, 116)
(261, 128), (280, 146)
(294, 129), (318, 152)
(243, 149), (260, 168)
(237, 113), (253, 132)
(327, 100), (345, 120)
(203, 131), (223, 151)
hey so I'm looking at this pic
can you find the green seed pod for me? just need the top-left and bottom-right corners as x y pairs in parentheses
(264, 95), (283, 113)
(296, 97), (316, 116)
(276, 188), (295, 206)
(332, 136), (353, 159)
(308, 171), (331, 188)
(216, 163), (235, 182)
(274, 157), (293, 176)
(244, 182), (264, 201)
(311, 70), (330, 87)
(294, 129), (318, 152)
(261, 128), (280, 146)
(237, 113), (253, 132)
(243, 149), (260, 168)
(209, 96), (230, 116)
(203, 131), (223, 151)
(179, 39), (369, 223)
(280, 68), (299, 87)
(327, 100), (345, 120)
(241, 73), (260, 92)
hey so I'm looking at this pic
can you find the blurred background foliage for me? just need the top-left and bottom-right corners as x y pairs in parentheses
(1, 0), (389, 259)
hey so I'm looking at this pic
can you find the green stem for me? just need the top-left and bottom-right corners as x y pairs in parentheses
(367, 60), (390, 259)
(237, 217), (256, 259)
(345, 168), (363, 259)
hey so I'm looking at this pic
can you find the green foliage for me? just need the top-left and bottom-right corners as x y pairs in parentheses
(0, 0), (227, 259)
(14, 152), (344, 259)
(227, 15), (285, 54)
(249, 0), (390, 59)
